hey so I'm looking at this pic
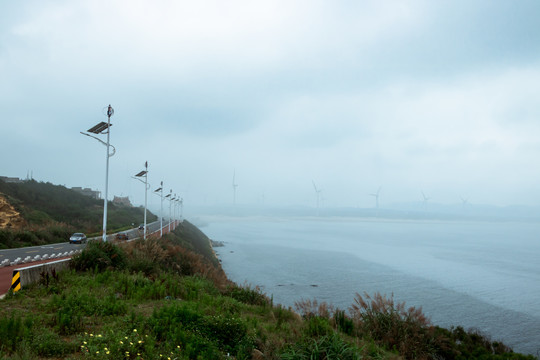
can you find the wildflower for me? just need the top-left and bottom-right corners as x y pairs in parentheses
(96, 351), (99, 354)
(133, 329), (137, 332)
(84, 341), (87, 345)
(90, 334), (94, 337)
(97, 334), (102, 338)
(120, 341), (124, 344)
(138, 340), (143, 344)
(107, 351), (110, 354)
(130, 342), (134, 345)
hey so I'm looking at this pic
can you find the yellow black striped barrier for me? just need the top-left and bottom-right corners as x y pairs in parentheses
(11, 270), (21, 292)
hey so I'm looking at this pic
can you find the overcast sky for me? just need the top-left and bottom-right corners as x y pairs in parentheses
(2, 0), (540, 211)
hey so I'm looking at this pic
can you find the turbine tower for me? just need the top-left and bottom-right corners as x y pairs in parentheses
(421, 191), (430, 213)
(312, 180), (322, 215)
(232, 170), (238, 205)
(370, 186), (381, 209)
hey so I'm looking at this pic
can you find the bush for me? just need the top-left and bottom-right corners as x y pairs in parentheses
(350, 292), (435, 359)
(224, 283), (270, 307)
(281, 333), (362, 360)
(71, 240), (126, 272)
(32, 328), (76, 357)
(0, 315), (34, 353)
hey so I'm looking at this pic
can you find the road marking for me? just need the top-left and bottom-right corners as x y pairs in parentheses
(11, 271), (21, 292)
(25, 250), (39, 253)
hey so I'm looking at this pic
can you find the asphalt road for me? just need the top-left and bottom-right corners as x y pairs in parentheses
(0, 220), (170, 263)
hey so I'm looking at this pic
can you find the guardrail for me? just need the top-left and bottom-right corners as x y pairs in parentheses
(10, 259), (71, 292)
(0, 250), (81, 268)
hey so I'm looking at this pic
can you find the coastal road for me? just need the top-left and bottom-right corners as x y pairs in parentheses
(0, 220), (179, 296)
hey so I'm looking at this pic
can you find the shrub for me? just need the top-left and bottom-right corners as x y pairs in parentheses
(32, 328), (77, 357)
(350, 292), (435, 359)
(71, 240), (126, 272)
(280, 333), (362, 360)
(0, 315), (33, 353)
(334, 309), (355, 336)
(224, 283), (271, 307)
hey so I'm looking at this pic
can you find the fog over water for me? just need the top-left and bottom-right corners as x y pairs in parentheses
(201, 216), (540, 355)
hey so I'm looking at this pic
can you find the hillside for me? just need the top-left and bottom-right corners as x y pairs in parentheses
(0, 179), (156, 249)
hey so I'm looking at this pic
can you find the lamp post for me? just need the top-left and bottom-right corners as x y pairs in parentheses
(81, 104), (115, 242)
(133, 161), (149, 239)
(165, 190), (172, 233)
(154, 181), (163, 237)
(179, 198), (183, 221)
(173, 194), (178, 228)
(169, 193), (177, 232)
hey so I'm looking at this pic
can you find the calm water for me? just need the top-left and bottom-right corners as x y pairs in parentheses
(200, 216), (540, 356)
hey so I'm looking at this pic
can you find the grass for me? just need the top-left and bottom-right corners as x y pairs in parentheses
(0, 221), (536, 360)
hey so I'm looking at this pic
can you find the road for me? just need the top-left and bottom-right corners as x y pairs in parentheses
(0, 220), (178, 296)
(0, 220), (167, 263)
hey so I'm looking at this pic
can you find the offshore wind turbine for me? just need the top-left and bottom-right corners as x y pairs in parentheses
(421, 191), (430, 213)
(370, 186), (381, 209)
(232, 170), (238, 205)
(312, 180), (322, 215)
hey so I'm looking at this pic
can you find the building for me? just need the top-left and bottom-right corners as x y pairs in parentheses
(0, 176), (24, 184)
(71, 187), (101, 199)
(113, 196), (132, 207)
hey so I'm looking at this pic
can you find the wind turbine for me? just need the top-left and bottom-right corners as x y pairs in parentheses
(370, 186), (381, 209)
(421, 191), (430, 210)
(460, 196), (469, 212)
(232, 170), (238, 205)
(312, 180), (322, 215)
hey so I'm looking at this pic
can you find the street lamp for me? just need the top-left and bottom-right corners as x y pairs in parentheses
(165, 190), (172, 233)
(133, 161), (149, 240)
(170, 193), (177, 232)
(154, 181), (164, 238)
(179, 198), (183, 221)
(81, 104), (115, 242)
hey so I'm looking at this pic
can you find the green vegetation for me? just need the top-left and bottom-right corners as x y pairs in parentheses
(0, 179), (156, 248)
(0, 221), (534, 359)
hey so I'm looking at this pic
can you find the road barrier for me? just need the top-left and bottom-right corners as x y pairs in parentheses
(10, 259), (71, 292)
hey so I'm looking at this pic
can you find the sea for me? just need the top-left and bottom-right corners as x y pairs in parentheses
(199, 216), (540, 356)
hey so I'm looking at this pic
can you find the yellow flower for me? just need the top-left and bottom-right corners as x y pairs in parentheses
(133, 329), (137, 332)
(96, 351), (99, 354)
(90, 334), (94, 337)
(138, 340), (143, 344)
(97, 334), (102, 338)
(83, 341), (87, 345)
(120, 341), (124, 344)
(106, 351), (110, 354)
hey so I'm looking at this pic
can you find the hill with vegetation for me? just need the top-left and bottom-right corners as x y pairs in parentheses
(0, 179), (156, 249)
(0, 221), (534, 360)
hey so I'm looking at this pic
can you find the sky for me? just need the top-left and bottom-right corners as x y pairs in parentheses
(2, 0), (540, 211)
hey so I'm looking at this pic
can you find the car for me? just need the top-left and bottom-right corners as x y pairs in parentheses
(115, 232), (129, 241)
(138, 224), (144, 230)
(69, 233), (87, 244)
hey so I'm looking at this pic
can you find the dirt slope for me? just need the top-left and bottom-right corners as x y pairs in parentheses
(0, 195), (25, 229)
